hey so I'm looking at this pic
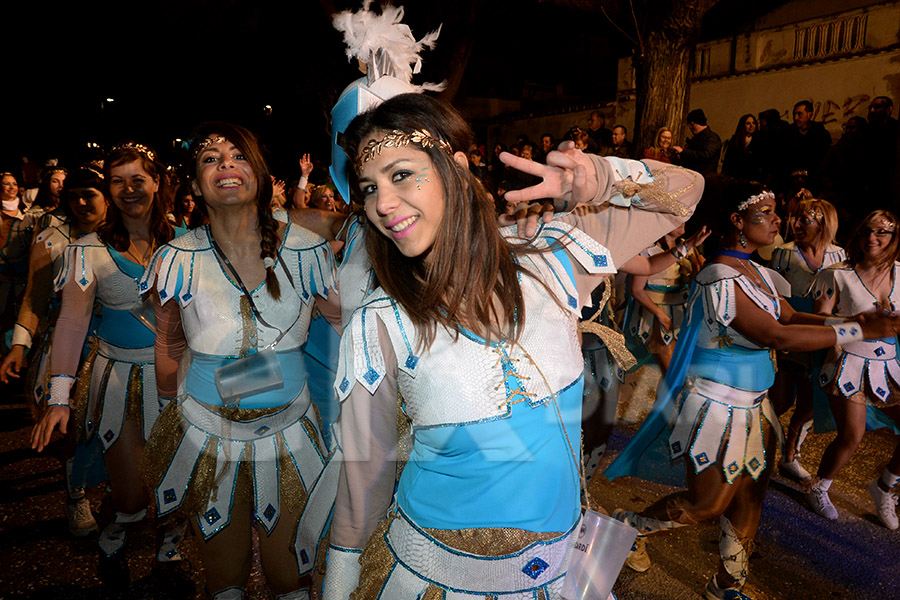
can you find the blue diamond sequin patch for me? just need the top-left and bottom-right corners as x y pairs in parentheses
(405, 355), (419, 369)
(696, 452), (710, 465)
(159, 289), (168, 299)
(876, 347), (886, 357)
(103, 430), (115, 442)
(728, 462), (739, 474)
(254, 425), (271, 436)
(749, 458), (761, 470)
(163, 488), (177, 504)
(339, 378), (350, 392)
(140, 281), (148, 291)
(79, 278), (89, 286)
(843, 382), (855, 392)
(877, 387), (886, 396)
(300, 549), (309, 565)
(599, 377), (609, 388)
(567, 295), (577, 308)
(264, 504), (276, 520)
(593, 255), (608, 267)
(166, 549), (177, 558)
(182, 292), (193, 302)
(205, 508), (221, 525)
(671, 441), (682, 454)
(363, 368), (380, 384)
(522, 557), (549, 580)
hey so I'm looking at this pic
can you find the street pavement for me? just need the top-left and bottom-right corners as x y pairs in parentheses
(1, 381), (898, 599)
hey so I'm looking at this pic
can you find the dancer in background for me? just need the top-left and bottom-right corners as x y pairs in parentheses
(31, 144), (187, 594)
(606, 179), (898, 600)
(768, 198), (844, 482)
(1, 166), (108, 536)
(806, 210), (900, 530)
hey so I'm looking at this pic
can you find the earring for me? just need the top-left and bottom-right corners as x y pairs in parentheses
(739, 230), (747, 248)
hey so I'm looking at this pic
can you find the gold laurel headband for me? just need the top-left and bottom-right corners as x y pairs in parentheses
(737, 191), (774, 212)
(111, 142), (157, 163)
(868, 217), (896, 232)
(192, 136), (230, 160)
(355, 129), (453, 173)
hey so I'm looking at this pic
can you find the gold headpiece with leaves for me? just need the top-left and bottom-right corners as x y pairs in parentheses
(355, 129), (452, 172)
(111, 142), (157, 162)
(192, 136), (230, 160)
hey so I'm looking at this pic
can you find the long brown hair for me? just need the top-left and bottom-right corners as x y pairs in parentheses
(344, 93), (546, 349)
(846, 210), (900, 269)
(100, 144), (175, 252)
(187, 122), (282, 300)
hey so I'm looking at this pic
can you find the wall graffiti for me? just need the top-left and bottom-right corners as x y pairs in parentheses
(780, 94), (872, 124)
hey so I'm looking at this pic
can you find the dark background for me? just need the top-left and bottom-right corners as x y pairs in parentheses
(4, 0), (784, 180)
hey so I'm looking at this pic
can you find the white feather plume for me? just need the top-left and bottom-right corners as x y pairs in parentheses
(333, 0), (445, 92)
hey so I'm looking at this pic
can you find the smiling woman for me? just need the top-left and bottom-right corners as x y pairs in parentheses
(31, 143), (184, 592)
(140, 122), (340, 600)
(322, 93), (706, 600)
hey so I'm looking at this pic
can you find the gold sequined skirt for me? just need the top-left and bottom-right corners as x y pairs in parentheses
(351, 512), (566, 600)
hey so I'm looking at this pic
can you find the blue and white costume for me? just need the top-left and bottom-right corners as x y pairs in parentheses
(607, 261), (786, 484)
(141, 223), (339, 575)
(625, 244), (693, 349)
(813, 262), (900, 406)
(51, 232), (163, 449)
(323, 155), (703, 600)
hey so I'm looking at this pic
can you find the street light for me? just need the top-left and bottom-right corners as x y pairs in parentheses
(263, 104), (273, 116)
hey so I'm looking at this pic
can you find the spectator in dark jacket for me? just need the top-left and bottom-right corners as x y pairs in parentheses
(722, 114), (761, 181)
(783, 100), (832, 193)
(673, 109), (722, 175)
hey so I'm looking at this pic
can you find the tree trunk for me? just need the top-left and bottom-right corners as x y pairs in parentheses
(633, 30), (695, 154)
(632, 0), (720, 154)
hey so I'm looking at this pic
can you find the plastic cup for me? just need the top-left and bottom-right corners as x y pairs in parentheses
(561, 509), (637, 600)
(214, 348), (284, 403)
(129, 298), (156, 333)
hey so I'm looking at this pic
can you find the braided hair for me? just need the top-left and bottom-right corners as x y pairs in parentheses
(188, 122), (282, 300)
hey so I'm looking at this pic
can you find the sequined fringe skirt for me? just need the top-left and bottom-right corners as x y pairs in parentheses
(669, 377), (783, 484)
(351, 508), (573, 600)
(142, 387), (339, 576)
(820, 342), (900, 407)
(72, 338), (159, 451)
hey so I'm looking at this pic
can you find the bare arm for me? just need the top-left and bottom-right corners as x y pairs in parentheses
(630, 273), (671, 329)
(154, 289), (186, 399)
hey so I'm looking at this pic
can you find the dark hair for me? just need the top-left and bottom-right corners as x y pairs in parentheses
(871, 96), (894, 108)
(60, 166), (106, 222)
(187, 122), (282, 300)
(701, 175), (768, 254)
(686, 109), (707, 126)
(171, 182), (205, 228)
(793, 100), (813, 113)
(846, 210), (900, 269)
(100, 144), (175, 254)
(33, 166), (67, 210)
(343, 93), (538, 348)
(612, 124), (628, 135)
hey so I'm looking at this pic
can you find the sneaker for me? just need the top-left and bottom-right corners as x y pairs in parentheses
(778, 458), (811, 483)
(807, 487), (838, 520)
(704, 575), (753, 600)
(624, 536), (651, 572)
(67, 497), (99, 537)
(867, 479), (899, 530)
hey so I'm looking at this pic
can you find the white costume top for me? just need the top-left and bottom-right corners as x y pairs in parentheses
(813, 262), (900, 401)
(693, 262), (781, 352)
(770, 242), (845, 297)
(142, 224), (336, 356)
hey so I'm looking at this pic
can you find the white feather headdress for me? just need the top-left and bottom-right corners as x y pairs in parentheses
(332, 0), (445, 91)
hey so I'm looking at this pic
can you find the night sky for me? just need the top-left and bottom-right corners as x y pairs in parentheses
(5, 0), (783, 181)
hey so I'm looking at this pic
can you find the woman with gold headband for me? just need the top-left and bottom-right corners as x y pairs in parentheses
(806, 209), (900, 531)
(605, 179), (898, 600)
(141, 122), (340, 600)
(767, 198), (845, 483)
(321, 92), (706, 600)
(30, 143), (188, 593)
(26, 164), (68, 233)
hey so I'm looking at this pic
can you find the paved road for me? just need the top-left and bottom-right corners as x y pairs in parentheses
(1, 381), (898, 599)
